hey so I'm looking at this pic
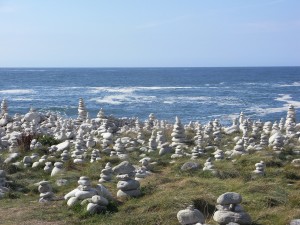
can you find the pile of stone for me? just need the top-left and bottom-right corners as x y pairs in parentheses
(148, 130), (157, 152)
(213, 192), (252, 225)
(99, 162), (113, 183)
(36, 181), (54, 203)
(113, 161), (141, 198)
(171, 116), (186, 147)
(64, 176), (112, 214)
(252, 161), (265, 176)
(203, 158), (216, 174)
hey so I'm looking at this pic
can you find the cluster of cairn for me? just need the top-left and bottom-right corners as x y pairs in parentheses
(0, 98), (300, 222)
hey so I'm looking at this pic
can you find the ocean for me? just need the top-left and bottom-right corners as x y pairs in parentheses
(0, 67), (299, 124)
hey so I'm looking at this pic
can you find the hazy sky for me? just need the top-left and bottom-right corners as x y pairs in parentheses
(0, 0), (299, 67)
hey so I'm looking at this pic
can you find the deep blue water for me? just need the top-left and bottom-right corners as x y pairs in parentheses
(0, 67), (299, 124)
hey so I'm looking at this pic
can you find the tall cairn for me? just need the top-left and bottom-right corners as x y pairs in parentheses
(77, 98), (87, 122)
(171, 116), (186, 147)
(285, 104), (296, 126)
(1, 99), (8, 116)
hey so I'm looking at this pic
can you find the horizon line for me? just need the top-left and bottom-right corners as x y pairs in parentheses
(0, 65), (300, 69)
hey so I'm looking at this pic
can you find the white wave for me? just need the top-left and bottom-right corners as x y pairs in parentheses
(0, 89), (36, 94)
(13, 98), (34, 101)
(275, 94), (300, 108)
(249, 94), (300, 116)
(88, 86), (199, 94)
(90, 94), (157, 105)
(276, 82), (300, 87)
(162, 96), (242, 106)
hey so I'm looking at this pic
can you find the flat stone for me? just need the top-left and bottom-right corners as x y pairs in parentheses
(217, 192), (242, 205)
(56, 140), (70, 151)
(117, 180), (140, 191)
(117, 189), (141, 197)
(112, 161), (135, 174)
(75, 190), (97, 200)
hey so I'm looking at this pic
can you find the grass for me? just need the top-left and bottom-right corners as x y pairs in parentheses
(1, 131), (300, 225)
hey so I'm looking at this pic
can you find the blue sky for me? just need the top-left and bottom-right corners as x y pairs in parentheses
(0, 0), (299, 67)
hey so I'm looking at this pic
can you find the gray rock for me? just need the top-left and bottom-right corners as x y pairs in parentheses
(213, 211), (251, 225)
(86, 203), (106, 214)
(67, 196), (79, 207)
(117, 180), (140, 191)
(112, 161), (135, 174)
(181, 162), (199, 171)
(91, 195), (109, 206)
(217, 192), (242, 205)
(75, 190), (97, 200)
(177, 205), (205, 225)
(117, 189), (141, 198)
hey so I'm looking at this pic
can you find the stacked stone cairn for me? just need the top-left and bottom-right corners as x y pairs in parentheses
(77, 98), (87, 123)
(214, 149), (225, 161)
(99, 162), (113, 183)
(171, 145), (186, 159)
(177, 205), (205, 225)
(156, 130), (166, 148)
(272, 134), (284, 153)
(101, 131), (113, 154)
(113, 138), (128, 160)
(148, 130), (157, 152)
(64, 176), (111, 214)
(90, 149), (101, 162)
(51, 162), (64, 177)
(203, 121), (213, 145)
(36, 181), (54, 203)
(259, 132), (269, 149)
(203, 158), (216, 174)
(171, 116), (186, 147)
(252, 161), (265, 177)
(113, 161), (141, 198)
(213, 119), (222, 145)
(231, 138), (246, 156)
(61, 150), (70, 162)
(213, 192), (252, 225)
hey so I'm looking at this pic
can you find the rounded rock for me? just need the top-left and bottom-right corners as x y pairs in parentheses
(217, 192), (242, 205)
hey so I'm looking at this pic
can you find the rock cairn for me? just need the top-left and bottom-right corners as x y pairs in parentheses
(213, 192), (252, 225)
(113, 161), (141, 198)
(171, 116), (186, 147)
(36, 181), (54, 203)
(253, 161), (265, 176)
(77, 98), (87, 122)
(203, 158), (216, 174)
(148, 130), (157, 152)
(99, 162), (113, 183)
(51, 162), (64, 177)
